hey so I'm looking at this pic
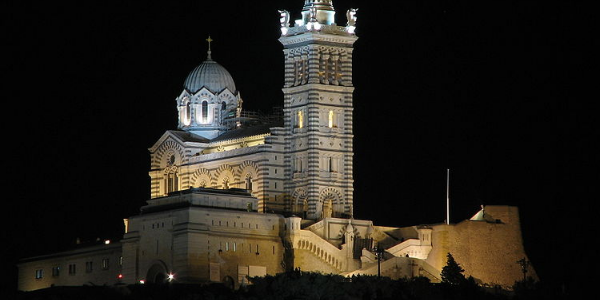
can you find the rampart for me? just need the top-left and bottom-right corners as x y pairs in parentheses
(426, 205), (537, 288)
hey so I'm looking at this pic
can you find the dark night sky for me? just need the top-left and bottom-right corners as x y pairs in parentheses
(3, 0), (593, 293)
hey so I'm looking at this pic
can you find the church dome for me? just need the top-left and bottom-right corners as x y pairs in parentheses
(183, 58), (237, 95)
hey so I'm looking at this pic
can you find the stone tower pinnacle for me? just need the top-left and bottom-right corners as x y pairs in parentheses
(301, 0), (336, 25)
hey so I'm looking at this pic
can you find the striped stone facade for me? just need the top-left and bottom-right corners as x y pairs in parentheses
(280, 30), (357, 220)
(148, 130), (286, 214)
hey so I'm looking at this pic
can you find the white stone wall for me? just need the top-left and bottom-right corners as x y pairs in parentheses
(18, 243), (122, 291)
(121, 192), (285, 286)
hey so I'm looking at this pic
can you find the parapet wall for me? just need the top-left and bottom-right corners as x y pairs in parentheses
(426, 206), (537, 288)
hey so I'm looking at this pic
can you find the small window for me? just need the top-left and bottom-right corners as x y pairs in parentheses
(86, 261), (93, 273)
(328, 110), (336, 128)
(296, 110), (304, 128)
(102, 258), (110, 270)
(35, 269), (43, 279)
(52, 266), (60, 277)
(68, 264), (76, 275)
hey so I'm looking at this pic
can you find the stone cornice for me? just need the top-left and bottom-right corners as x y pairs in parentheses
(282, 83), (354, 94)
(279, 29), (357, 47)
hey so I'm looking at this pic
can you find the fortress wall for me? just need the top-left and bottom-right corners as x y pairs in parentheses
(426, 206), (537, 288)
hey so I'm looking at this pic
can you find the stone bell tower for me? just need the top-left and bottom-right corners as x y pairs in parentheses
(279, 1), (358, 220)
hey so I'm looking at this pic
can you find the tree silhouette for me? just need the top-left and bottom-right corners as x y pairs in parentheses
(440, 253), (466, 286)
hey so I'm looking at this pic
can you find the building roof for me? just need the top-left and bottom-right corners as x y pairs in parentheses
(210, 122), (280, 143)
(183, 58), (237, 95)
(168, 130), (210, 143)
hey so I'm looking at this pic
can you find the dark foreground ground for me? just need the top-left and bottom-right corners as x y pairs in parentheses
(11, 272), (573, 300)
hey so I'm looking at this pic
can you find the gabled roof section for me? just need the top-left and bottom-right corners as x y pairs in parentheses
(469, 205), (497, 223)
(149, 130), (209, 153)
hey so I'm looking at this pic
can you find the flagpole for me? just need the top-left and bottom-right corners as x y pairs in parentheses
(446, 169), (450, 225)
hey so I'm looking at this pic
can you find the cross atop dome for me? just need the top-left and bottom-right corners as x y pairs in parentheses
(206, 35), (213, 60)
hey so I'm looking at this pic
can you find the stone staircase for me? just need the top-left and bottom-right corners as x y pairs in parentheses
(290, 229), (346, 272)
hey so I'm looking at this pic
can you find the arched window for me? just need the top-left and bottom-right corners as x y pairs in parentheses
(296, 110), (304, 128)
(221, 101), (227, 110)
(328, 110), (335, 128)
(180, 97), (191, 126)
(245, 176), (253, 191)
(202, 101), (208, 123)
(165, 171), (178, 194)
(184, 102), (191, 125)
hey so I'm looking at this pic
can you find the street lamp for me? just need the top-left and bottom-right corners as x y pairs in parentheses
(374, 245), (385, 278)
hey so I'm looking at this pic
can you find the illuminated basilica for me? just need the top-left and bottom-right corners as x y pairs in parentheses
(18, 0), (536, 291)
